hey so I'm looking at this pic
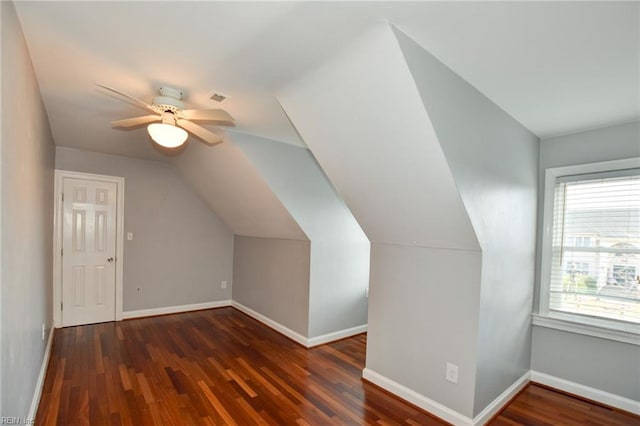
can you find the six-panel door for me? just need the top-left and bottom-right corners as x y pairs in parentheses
(62, 178), (117, 327)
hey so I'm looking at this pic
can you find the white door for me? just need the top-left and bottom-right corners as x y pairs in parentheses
(61, 178), (117, 326)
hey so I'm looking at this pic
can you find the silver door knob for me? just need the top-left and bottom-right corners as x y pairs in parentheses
(107, 257), (114, 262)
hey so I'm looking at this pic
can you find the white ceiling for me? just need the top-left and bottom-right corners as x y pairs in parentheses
(14, 1), (639, 160)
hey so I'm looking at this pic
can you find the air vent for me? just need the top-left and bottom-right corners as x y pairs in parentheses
(208, 91), (228, 103)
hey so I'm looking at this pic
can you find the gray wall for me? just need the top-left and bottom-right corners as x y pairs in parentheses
(55, 147), (234, 312)
(393, 29), (540, 416)
(1, 0), (56, 416)
(233, 132), (369, 338)
(278, 24), (483, 417)
(531, 121), (640, 401)
(232, 235), (310, 337)
(367, 243), (482, 417)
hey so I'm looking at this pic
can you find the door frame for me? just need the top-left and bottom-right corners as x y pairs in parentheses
(53, 170), (125, 327)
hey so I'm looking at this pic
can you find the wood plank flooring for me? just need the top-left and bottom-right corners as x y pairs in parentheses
(36, 307), (640, 425)
(36, 307), (443, 425)
(491, 383), (640, 426)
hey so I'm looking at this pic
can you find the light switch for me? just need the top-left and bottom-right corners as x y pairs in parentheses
(127, 232), (134, 241)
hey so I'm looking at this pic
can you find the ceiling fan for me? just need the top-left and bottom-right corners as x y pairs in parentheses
(97, 84), (234, 148)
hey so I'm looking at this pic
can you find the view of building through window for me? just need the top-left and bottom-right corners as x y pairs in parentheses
(550, 172), (640, 324)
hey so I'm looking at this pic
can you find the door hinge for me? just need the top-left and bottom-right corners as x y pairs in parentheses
(61, 248), (63, 256)
(61, 192), (64, 202)
(61, 302), (63, 311)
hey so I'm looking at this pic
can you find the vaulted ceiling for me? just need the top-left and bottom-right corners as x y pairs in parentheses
(15, 1), (639, 162)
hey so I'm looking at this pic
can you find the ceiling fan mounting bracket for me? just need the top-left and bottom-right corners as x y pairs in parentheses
(158, 86), (184, 100)
(152, 86), (186, 113)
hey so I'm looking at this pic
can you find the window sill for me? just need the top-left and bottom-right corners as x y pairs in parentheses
(532, 314), (640, 346)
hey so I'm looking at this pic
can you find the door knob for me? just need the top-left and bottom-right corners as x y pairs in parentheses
(107, 257), (114, 262)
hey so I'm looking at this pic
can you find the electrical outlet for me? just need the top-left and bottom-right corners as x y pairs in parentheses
(446, 362), (458, 384)
(221, 281), (227, 289)
(42, 324), (46, 341)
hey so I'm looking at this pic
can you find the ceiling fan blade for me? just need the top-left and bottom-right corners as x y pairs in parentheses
(176, 119), (224, 145)
(177, 109), (234, 125)
(96, 84), (157, 114)
(112, 115), (160, 128)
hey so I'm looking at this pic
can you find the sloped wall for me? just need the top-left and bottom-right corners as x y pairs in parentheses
(232, 132), (369, 337)
(394, 28), (539, 416)
(1, 0), (56, 416)
(278, 23), (482, 417)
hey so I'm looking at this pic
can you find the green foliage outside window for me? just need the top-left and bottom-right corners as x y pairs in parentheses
(562, 274), (598, 293)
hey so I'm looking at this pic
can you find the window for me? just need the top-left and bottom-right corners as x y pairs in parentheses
(565, 261), (590, 275)
(611, 264), (637, 287)
(565, 236), (593, 247)
(538, 159), (640, 338)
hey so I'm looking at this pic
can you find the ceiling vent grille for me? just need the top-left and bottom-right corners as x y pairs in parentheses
(208, 91), (228, 103)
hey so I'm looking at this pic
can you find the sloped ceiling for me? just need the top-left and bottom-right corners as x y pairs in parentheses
(14, 1), (639, 163)
(279, 24), (480, 251)
(10, 2), (639, 240)
(232, 132), (367, 243)
(172, 133), (307, 240)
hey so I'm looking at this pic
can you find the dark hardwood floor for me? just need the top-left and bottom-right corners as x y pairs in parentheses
(491, 383), (640, 426)
(36, 307), (640, 425)
(37, 307), (443, 425)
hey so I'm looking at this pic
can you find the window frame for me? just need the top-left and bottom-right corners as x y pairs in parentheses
(537, 157), (640, 345)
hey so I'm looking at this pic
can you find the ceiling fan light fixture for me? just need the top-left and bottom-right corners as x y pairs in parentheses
(99, 84), (233, 148)
(147, 123), (188, 148)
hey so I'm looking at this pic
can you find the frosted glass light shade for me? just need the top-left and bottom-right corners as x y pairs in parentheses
(147, 123), (188, 148)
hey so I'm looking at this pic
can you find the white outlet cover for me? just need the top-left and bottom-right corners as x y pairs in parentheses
(127, 232), (134, 241)
(221, 281), (227, 289)
(446, 362), (458, 384)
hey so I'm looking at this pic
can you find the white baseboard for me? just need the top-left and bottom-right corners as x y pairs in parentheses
(530, 370), (640, 415)
(472, 371), (530, 425)
(123, 299), (367, 348)
(362, 368), (474, 425)
(307, 324), (367, 347)
(231, 301), (368, 348)
(28, 327), (55, 420)
(231, 301), (309, 346)
(122, 300), (232, 319)
(363, 368), (532, 426)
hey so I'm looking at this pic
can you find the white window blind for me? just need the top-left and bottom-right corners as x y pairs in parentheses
(550, 170), (640, 325)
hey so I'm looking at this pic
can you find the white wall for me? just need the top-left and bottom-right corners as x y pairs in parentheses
(232, 132), (369, 337)
(278, 23), (482, 417)
(1, 0), (56, 416)
(55, 147), (234, 312)
(532, 121), (640, 401)
(393, 28), (540, 416)
(232, 236), (310, 336)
